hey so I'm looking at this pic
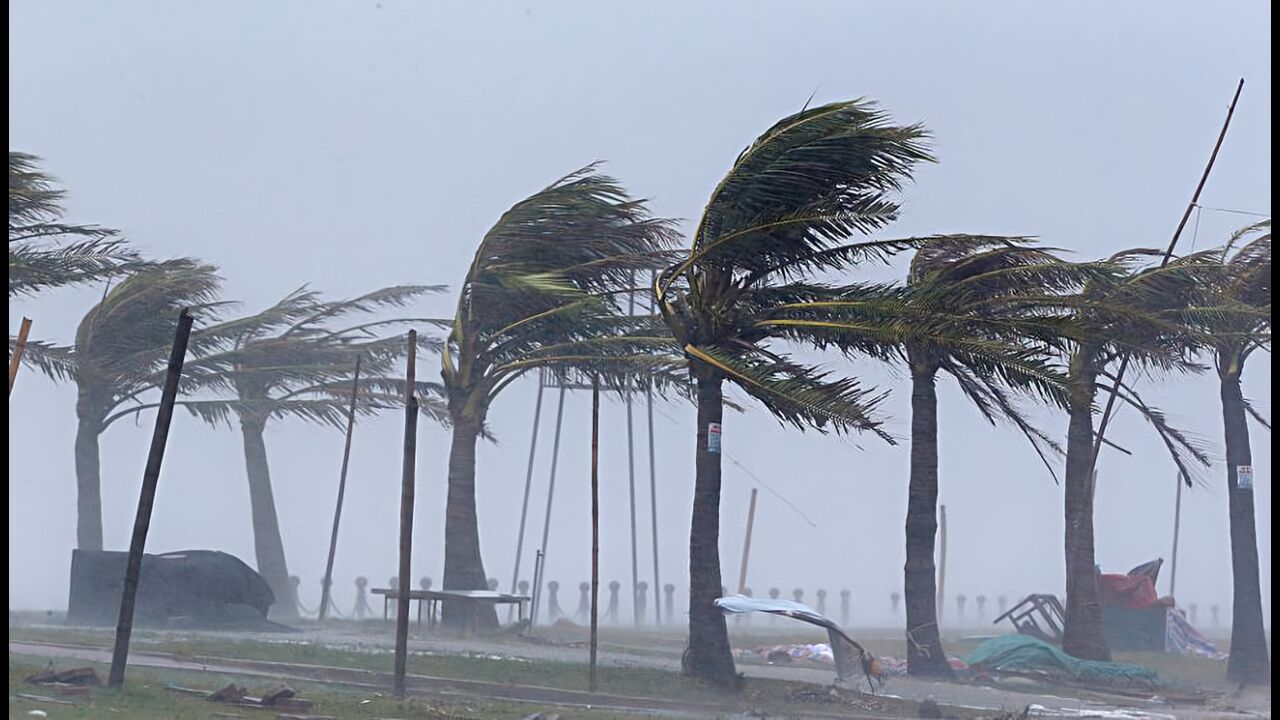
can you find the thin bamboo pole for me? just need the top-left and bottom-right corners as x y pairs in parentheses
(320, 356), (363, 622)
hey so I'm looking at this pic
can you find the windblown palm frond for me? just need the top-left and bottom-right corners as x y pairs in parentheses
(9, 151), (141, 297)
(444, 165), (682, 423)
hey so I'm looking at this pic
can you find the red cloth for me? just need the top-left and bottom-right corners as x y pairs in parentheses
(1098, 573), (1158, 609)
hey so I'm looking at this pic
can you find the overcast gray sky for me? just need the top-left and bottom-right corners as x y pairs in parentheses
(8, 1), (1271, 629)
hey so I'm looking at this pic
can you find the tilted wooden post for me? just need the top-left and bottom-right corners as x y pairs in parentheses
(108, 309), (193, 689)
(589, 376), (601, 692)
(320, 356), (363, 622)
(737, 487), (758, 594)
(393, 331), (418, 697)
(8, 316), (32, 396)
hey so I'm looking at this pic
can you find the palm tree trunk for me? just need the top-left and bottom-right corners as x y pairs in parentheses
(1219, 369), (1270, 684)
(239, 416), (299, 621)
(1061, 362), (1109, 660)
(681, 373), (738, 686)
(74, 412), (105, 551)
(904, 365), (953, 677)
(442, 414), (499, 631)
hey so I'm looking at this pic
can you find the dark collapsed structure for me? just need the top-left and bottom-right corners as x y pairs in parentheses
(67, 549), (283, 630)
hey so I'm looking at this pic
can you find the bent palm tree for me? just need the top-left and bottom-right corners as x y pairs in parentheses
(19, 259), (228, 550)
(440, 166), (679, 630)
(655, 99), (935, 686)
(9, 151), (138, 297)
(1203, 221), (1270, 684)
(105, 285), (450, 619)
(1055, 250), (1221, 660)
(893, 238), (1091, 676)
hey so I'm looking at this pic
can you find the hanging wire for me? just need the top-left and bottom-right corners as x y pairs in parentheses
(1193, 203), (1271, 218)
(649, 402), (820, 529)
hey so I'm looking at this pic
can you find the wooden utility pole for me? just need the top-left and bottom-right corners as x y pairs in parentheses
(108, 309), (193, 689)
(737, 488), (758, 594)
(589, 377), (601, 692)
(393, 331), (418, 698)
(320, 356), (362, 621)
(8, 316), (32, 396)
(936, 504), (948, 624)
(1090, 78), (1244, 472)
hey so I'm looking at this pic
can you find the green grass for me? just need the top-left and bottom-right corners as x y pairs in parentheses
(8, 658), (590, 719)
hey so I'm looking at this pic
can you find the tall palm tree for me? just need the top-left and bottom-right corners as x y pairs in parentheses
(1054, 250), (1220, 660)
(1203, 221), (1270, 684)
(892, 237), (1093, 677)
(20, 259), (229, 551)
(104, 285), (450, 620)
(9, 151), (138, 297)
(654, 99), (936, 686)
(440, 166), (679, 630)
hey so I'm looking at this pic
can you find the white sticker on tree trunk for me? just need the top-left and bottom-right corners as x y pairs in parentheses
(707, 423), (721, 454)
(1237, 465), (1254, 490)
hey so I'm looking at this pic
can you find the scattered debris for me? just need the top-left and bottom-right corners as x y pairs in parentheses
(521, 713), (562, 720)
(15, 693), (75, 706)
(25, 664), (103, 686)
(208, 682), (250, 703)
(918, 698), (942, 718)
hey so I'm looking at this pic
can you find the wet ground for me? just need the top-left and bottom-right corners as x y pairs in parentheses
(9, 620), (1270, 719)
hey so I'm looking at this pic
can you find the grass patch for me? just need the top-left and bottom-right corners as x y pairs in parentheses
(8, 658), (590, 719)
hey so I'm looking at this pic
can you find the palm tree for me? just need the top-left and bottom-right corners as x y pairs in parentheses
(9, 151), (138, 297)
(20, 259), (229, 551)
(1203, 221), (1270, 684)
(654, 99), (936, 686)
(893, 237), (1091, 677)
(104, 285), (450, 620)
(1054, 250), (1220, 660)
(440, 166), (679, 630)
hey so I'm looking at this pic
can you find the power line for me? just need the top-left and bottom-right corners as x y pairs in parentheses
(649, 402), (820, 529)
(1193, 203), (1271, 218)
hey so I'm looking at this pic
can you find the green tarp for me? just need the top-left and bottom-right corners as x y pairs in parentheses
(966, 634), (1158, 686)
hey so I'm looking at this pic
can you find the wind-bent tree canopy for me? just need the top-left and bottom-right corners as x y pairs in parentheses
(1203, 221), (1271, 684)
(1054, 250), (1221, 661)
(654, 99), (938, 686)
(106, 285), (450, 620)
(440, 166), (679, 630)
(20, 259), (230, 551)
(891, 237), (1091, 677)
(9, 151), (138, 298)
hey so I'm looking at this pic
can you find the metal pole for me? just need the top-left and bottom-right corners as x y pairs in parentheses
(393, 331), (419, 697)
(936, 504), (947, 625)
(320, 356), (363, 622)
(737, 488), (758, 594)
(626, 274), (640, 624)
(531, 387), (567, 623)
(1170, 474), (1184, 598)
(1090, 79), (1245, 474)
(108, 309), (192, 688)
(645, 269), (663, 625)
(8, 316), (32, 396)
(589, 377), (601, 692)
(509, 380), (546, 618)
(646, 386), (662, 625)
